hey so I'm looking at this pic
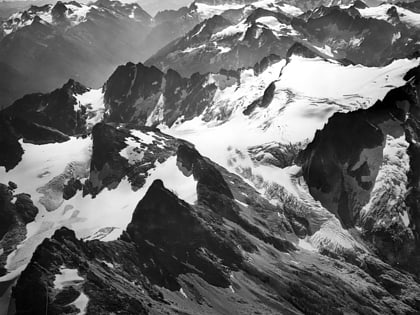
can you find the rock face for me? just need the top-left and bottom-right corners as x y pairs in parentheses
(299, 64), (420, 275)
(292, 5), (420, 66)
(0, 183), (38, 276)
(86, 122), (179, 195)
(0, 80), (90, 170)
(2, 80), (88, 136)
(103, 62), (238, 127)
(126, 179), (243, 289)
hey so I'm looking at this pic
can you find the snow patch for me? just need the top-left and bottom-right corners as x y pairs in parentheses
(54, 267), (84, 290)
(70, 292), (89, 315)
(75, 88), (105, 129)
(360, 135), (410, 227)
(298, 238), (317, 252)
(179, 288), (188, 299)
(194, 2), (243, 20)
(149, 156), (198, 204)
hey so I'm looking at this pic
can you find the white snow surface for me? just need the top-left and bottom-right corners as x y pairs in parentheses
(54, 267), (84, 290)
(148, 156), (198, 204)
(71, 292), (89, 315)
(360, 135), (411, 227)
(165, 57), (417, 161)
(194, 2), (244, 19)
(74, 88), (105, 130)
(278, 3), (303, 16)
(53, 267), (89, 315)
(277, 57), (415, 103)
(298, 238), (317, 252)
(194, 0), (302, 21)
(256, 16), (298, 36)
(0, 129), (196, 282)
(211, 21), (248, 40)
(162, 56), (416, 257)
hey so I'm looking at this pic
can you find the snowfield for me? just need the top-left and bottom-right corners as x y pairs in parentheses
(163, 56), (419, 257)
(1, 56), (415, 280)
(0, 128), (199, 280)
(75, 88), (105, 130)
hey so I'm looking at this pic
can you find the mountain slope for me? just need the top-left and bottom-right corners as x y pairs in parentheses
(0, 50), (420, 315)
(0, 0), (152, 109)
(145, 1), (420, 76)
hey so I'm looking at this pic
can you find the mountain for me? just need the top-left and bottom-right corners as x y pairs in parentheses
(146, 0), (420, 76)
(1, 49), (420, 313)
(298, 64), (420, 273)
(0, 0), (53, 21)
(0, 0), (153, 109)
(1, 0), (420, 314)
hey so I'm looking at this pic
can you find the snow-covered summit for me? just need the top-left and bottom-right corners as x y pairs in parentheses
(0, 0), (150, 37)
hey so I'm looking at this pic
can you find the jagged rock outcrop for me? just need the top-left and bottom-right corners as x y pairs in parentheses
(0, 183), (38, 275)
(0, 80), (90, 170)
(299, 65), (420, 274)
(86, 123), (179, 195)
(1, 80), (88, 136)
(103, 62), (236, 127)
(292, 5), (420, 66)
(126, 179), (243, 289)
(11, 175), (420, 314)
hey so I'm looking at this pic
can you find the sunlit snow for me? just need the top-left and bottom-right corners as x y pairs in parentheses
(54, 267), (84, 290)
(75, 88), (105, 129)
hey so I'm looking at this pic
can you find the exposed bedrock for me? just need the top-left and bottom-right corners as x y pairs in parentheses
(299, 65), (420, 272)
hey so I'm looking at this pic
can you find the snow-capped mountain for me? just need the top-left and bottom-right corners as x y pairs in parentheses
(146, 0), (420, 76)
(0, 0), (151, 37)
(1, 0), (420, 314)
(0, 0), (155, 109)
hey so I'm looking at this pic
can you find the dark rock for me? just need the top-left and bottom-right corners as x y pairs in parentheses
(104, 62), (163, 124)
(299, 66), (420, 274)
(253, 54), (282, 75)
(353, 0), (368, 9)
(15, 194), (38, 224)
(0, 184), (17, 240)
(8, 181), (17, 190)
(88, 123), (129, 194)
(54, 286), (81, 306)
(63, 179), (83, 200)
(103, 62), (220, 127)
(0, 183), (38, 276)
(248, 142), (307, 169)
(292, 5), (420, 66)
(0, 116), (23, 171)
(51, 1), (68, 22)
(1, 79), (88, 136)
(127, 179), (242, 289)
(243, 81), (276, 115)
(177, 144), (294, 252)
